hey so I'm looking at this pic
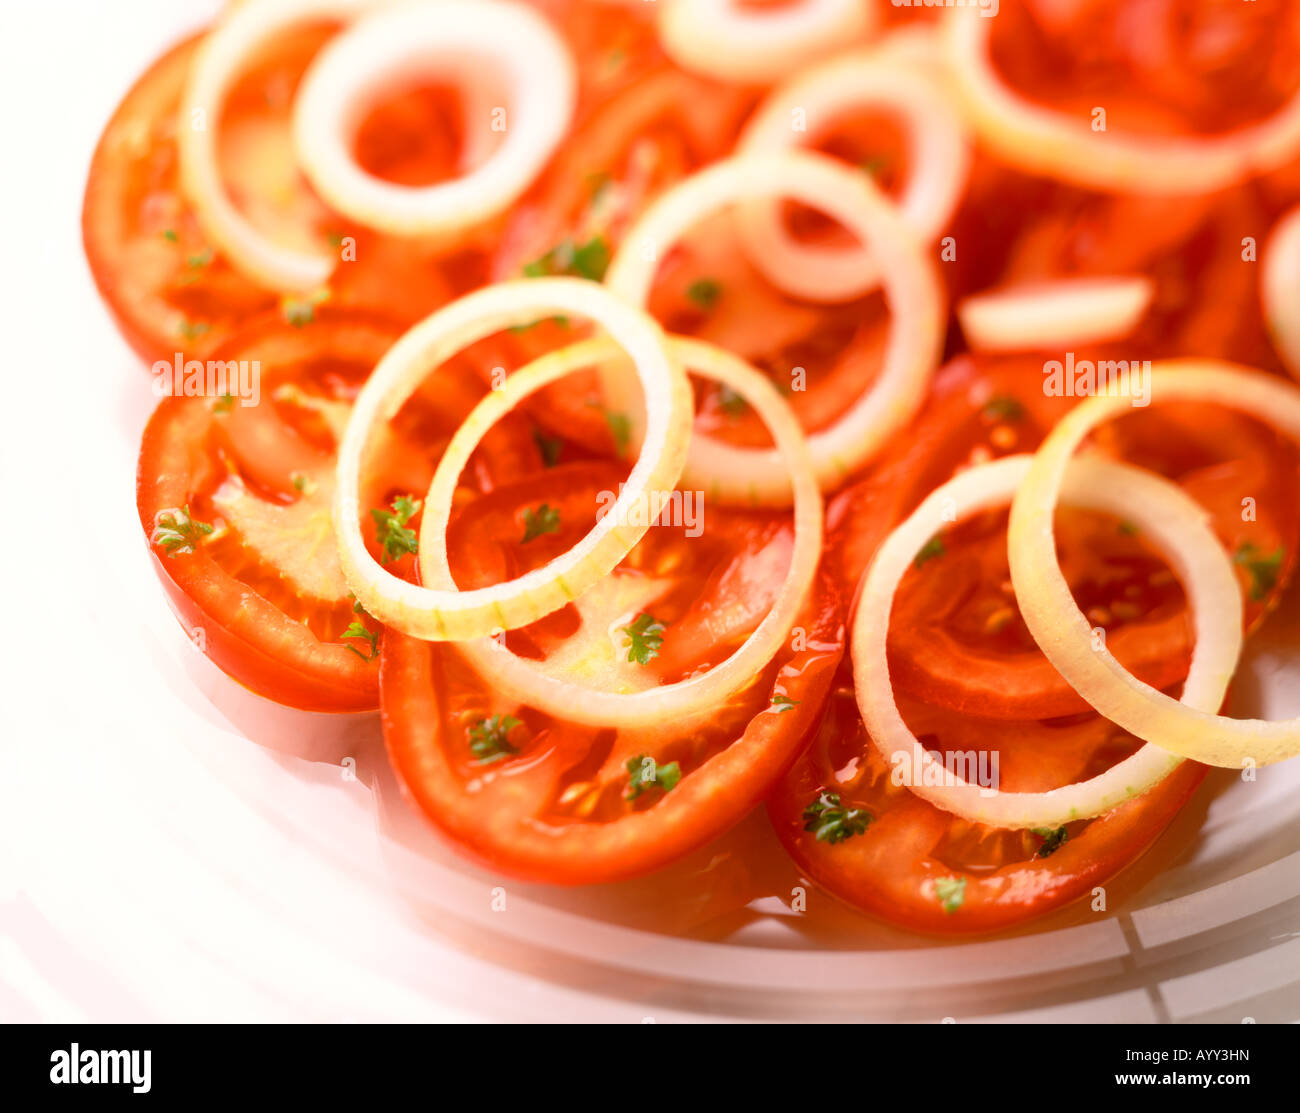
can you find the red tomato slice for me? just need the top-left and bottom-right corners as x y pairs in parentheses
(830, 354), (1300, 720)
(136, 311), (535, 712)
(380, 462), (844, 884)
(769, 679), (1209, 935)
(768, 351), (1299, 934)
(84, 31), (465, 367)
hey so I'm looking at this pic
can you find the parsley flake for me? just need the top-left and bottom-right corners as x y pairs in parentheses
(370, 495), (421, 563)
(621, 613), (665, 665)
(469, 714), (522, 764)
(151, 505), (214, 557)
(914, 535), (946, 569)
(522, 236), (610, 282)
(686, 278), (723, 310)
(1234, 542), (1284, 601)
(934, 876), (967, 913)
(342, 622), (378, 662)
(625, 755), (681, 800)
(522, 503), (561, 543)
(802, 792), (872, 844)
(1032, 826), (1069, 859)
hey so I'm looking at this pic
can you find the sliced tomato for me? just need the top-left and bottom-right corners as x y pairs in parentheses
(829, 354), (1300, 720)
(477, 65), (758, 453)
(84, 30), (465, 367)
(380, 462), (844, 884)
(769, 679), (1209, 935)
(136, 310), (536, 712)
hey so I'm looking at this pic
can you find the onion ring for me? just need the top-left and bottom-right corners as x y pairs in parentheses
(736, 50), (970, 303)
(335, 278), (692, 641)
(957, 276), (1155, 352)
(179, 0), (379, 292)
(1263, 204), (1300, 382)
(854, 454), (1242, 829)
(293, 0), (575, 240)
(656, 0), (874, 86)
(604, 150), (945, 505)
(418, 335), (822, 728)
(1008, 362), (1300, 768)
(943, 9), (1300, 194)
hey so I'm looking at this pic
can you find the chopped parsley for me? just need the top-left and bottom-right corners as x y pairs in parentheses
(802, 792), (872, 844)
(162, 228), (179, 243)
(621, 613), (666, 665)
(1033, 826), (1069, 859)
(914, 534), (946, 569)
(604, 409), (631, 455)
(341, 622), (378, 662)
(370, 495), (421, 564)
(213, 393), (235, 414)
(151, 505), (213, 557)
(177, 318), (210, 342)
(186, 247), (213, 269)
(686, 278), (723, 310)
(522, 503), (561, 543)
(981, 395), (1025, 423)
(1234, 542), (1285, 601)
(469, 714), (522, 764)
(1118, 520), (1139, 537)
(522, 235), (610, 282)
(533, 428), (564, 467)
(771, 694), (799, 712)
(625, 755), (681, 800)
(716, 385), (747, 416)
(934, 876), (966, 913)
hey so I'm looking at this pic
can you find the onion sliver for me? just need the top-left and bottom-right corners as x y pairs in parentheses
(335, 279), (692, 641)
(605, 151), (944, 505)
(1008, 362), (1300, 768)
(1263, 205), (1300, 382)
(943, 10), (1300, 195)
(293, 0), (575, 239)
(418, 335), (822, 728)
(179, 0), (377, 292)
(854, 454), (1242, 829)
(656, 0), (874, 86)
(736, 50), (970, 304)
(958, 276), (1155, 353)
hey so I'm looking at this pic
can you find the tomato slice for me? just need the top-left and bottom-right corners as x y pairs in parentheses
(829, 354), (1300, 720)
(380, 462), (844, 884)
(136, 310), (535, 712)
(768, 351), (1299, 933)
(769, 679), (1209, 935)
(84, 30), (464, 367)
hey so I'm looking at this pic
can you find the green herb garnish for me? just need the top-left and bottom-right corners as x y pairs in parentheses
(522, 503), (561, 544)
(370, 495), (421, 563)
(150, 505), (213, 557)
(469, 714), (522, 764)
(625, 755), (682, 800)
(621, 613), (666, 665)
(802, 792), (872, 844)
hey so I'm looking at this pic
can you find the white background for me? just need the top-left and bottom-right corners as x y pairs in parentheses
(1, 0), (1298, 1024)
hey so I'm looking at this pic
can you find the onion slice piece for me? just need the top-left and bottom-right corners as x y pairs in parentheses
(179, 0), (378, 292)
(736, 49), (971, 303)
(854, 454), (1243, 829)
(293, 0), (575, 240)
(943, 9), (1300, 194)
(605, 150), (945, 505)
(1263, 205), (1300, 382)
(1008, 362), (1300, 768)
(957, 276), (1155, 352)
(335, 278), (692, 641)
(656, 0), (875, 86)
(418, 335), (822, 728)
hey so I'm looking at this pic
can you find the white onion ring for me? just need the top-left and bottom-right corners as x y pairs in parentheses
(335, 278), (692, 641)
(179, 0), (380, 292)
(943, 9), (1300, 194)
(736, 50), (971, 303)
(957, 276), (1155, 352)
(1263, 205), (1300, 382)
(293, 0), (575, 239)
(854, 454), (1243, 829)
(604, 151), (945, 505)
(418, 335), (822, 728)
(656, 0), (875, 86)
(1008, 362), (1300, 768)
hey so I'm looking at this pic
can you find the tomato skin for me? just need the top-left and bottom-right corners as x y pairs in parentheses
(768, 685), (1209, 936)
